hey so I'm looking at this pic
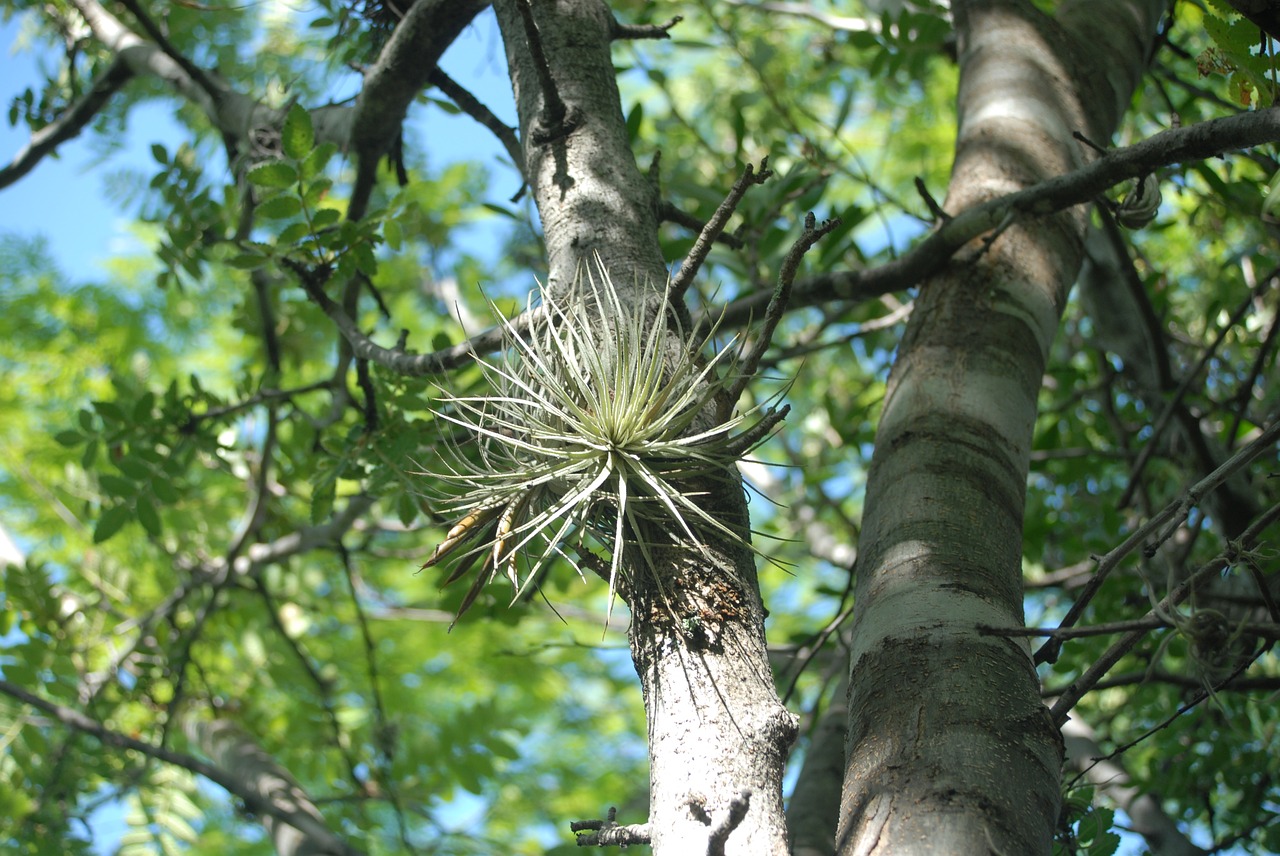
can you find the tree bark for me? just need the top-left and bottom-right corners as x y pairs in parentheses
(836, 1), (1166, 853)
(187, 719), (361, 856)
(490, 2), (795, 852)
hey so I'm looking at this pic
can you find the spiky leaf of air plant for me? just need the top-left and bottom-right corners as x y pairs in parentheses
(418, 258), (786, 625)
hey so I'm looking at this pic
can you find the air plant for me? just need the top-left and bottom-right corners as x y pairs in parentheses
(418, 256), (786, 625)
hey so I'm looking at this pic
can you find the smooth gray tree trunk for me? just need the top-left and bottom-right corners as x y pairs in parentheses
(836, 1), (1167, 853)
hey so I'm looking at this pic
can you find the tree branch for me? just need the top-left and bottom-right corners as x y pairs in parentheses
(1035, 418), (1280, 666)
(516, 0), (582, 145)
(610, 14), (682, 40)
(288, 258), (536, 375)
(0, 56), (134, 190)
(0, 679), (364, 856)
(115, 0), (223, 105)
(1049, 498), (1280, 724)
(428, 66), (525, 176)
(347, 0), (489, 220)
(713, 107), (1280, 328)
(669, 158), (773, 301)
(67, 0), (222, 115)
(570, 807), (652, 847)
(728, 212), (840, 403)
(187, 719), (366, 856)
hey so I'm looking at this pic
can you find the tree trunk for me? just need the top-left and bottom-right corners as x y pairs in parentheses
(836, 1), (1166, 853)
(491, 2), (795, 851)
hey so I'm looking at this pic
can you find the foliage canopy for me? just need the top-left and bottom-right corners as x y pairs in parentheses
(1, 1), (1279, 854)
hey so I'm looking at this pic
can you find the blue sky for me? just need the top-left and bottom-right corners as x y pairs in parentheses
(0, 8), (516, 284)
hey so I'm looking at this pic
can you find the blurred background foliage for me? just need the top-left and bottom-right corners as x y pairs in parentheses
(1, 0), (1277, 853)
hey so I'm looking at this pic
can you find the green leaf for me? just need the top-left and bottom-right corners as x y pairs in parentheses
(303, 177), (334, 207)
(311, 478), (336, 524)
(247, 161), (299, 189)
(227, 253), (272, 270)
(93, 505), (131, 543)
(135, 496), (162, 537)
(116, 456), (152, 480)
(133, 392), (156, 423)
(301, 142), (338, 179)
(352, 241), (377, 276)
(152, 477), (180, 504)
(277, 222), (312, 245)
(281, 103), (315, 160)
(383, 218), (402, 249)
(426, 96), (462, 115)
(151, 143), (169, 165)
(311, 208), (341, 230)
(257, 195), (302, 220)
(481, 202), (520, 221)
(92, 399), (128, 424)
(625, 101), (644, 143)
(397, 492), (419, 526)
(54, 429), (84, 447)
(99, 474), (135, 495)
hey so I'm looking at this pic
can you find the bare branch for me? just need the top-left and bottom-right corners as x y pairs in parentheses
(188, 719), (367, 856)
(347, 0), (489, 220)
(713, 107), (1280, 328)
(611, 14), (682, 40)
(728, 212), (841, 403)
(0, 56), (133, 190)
(1118, 277), (1269, 508)
(723, 0), (884, 33)
(670, 158), (773, 300)
(571, 807), (652, 848)
(115, 0), (222, 104)
(287, 258), (536, 375)
(516, 0), (583, 145)
(1035, 419), (1280, 666)
(67, 0), (223, 115)
(1048, 499), (1280, 724)
(0, 679), (364, 856)
(659, 201), (746, 249)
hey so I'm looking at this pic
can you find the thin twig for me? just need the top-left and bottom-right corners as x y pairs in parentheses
(1226, 287), (1280, 448)
(914, 176), (949, 222)
(670, 159), (773, 300)
(710, 107), (1280, 329)
(1067, 648), (1272, 791)
(1035, 418), (1280, 665)
(336, 547), (415, 850)
(729, 212), (841, 403)
(983, 617), (1166, 639)
(285, 257), (538, 375)
(1048, 499), (1280, 724)
(660, 201), (746, 249)
(1119, 279), (1266, 508)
